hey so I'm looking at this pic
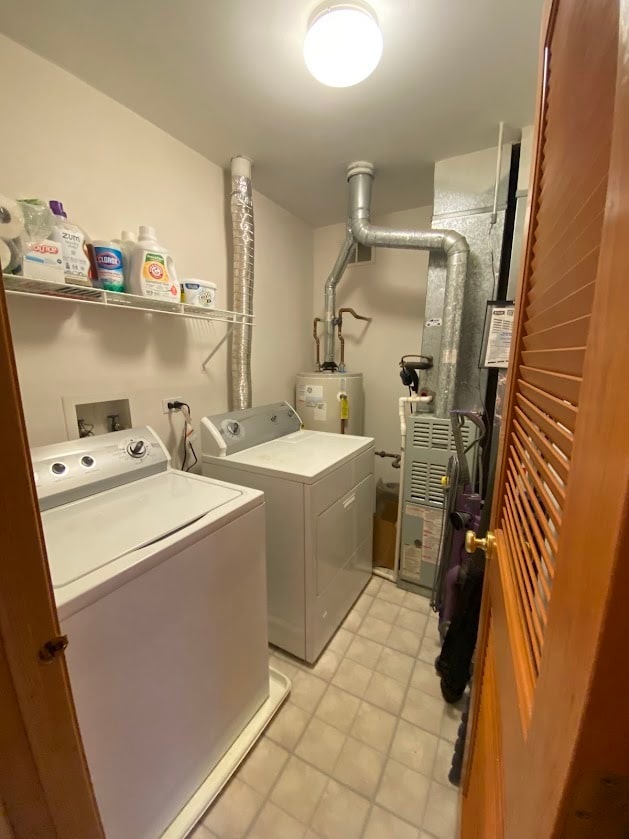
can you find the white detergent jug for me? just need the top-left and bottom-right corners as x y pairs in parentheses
(128, 225), (179, 301)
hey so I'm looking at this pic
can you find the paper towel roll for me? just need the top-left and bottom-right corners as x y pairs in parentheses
(0, 196), (25, 240)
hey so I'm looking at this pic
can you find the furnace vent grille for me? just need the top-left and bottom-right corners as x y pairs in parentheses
(405, 416), (477, 509)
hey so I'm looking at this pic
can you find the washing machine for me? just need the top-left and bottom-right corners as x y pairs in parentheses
(201, 402), (375, 663)
(31, 427), (289, 839)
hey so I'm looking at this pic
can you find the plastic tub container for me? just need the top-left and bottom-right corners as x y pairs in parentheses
(181, 279), (217, 308)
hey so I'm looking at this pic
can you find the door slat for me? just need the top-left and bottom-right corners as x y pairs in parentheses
(519, 366), (581, 405)
(515, 392), (574, 458)
(522, 315), (590, 352)
(520, 347), (586, 377)
(518, 381), (578, 432)
(507, 463), (559, 565)
(532, 177), (606, 271)
(526, 248), (599, 318)
(505, 473), (554, 601)
(526, 281), (595, 336)
(504, 489), (550, 634)
(502, 502), (544, 667)
(493, 530), (536, 720)
(533, 176), (607, 263)
(510, 438), (562, 532)
(514, 408), (569, 483)
(535, 162), (606, 242)
(530, 208), (604, 286)
(512, 423), (566, 508)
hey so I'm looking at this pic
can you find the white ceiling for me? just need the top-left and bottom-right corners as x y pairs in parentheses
(0, 0), (543, 226)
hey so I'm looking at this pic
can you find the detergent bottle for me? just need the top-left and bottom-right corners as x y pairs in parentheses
(128, 226), (179, 301)
(48, 200), (95, 285)
(119, 230), (137, 286)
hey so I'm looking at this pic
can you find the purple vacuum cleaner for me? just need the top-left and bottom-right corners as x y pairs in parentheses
(431, 411), (486, 638)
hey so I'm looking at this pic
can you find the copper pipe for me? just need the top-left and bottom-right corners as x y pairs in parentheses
(336, 308), (372, 368)
(313, 317), (322, 370)
(338, 307), (372, 322)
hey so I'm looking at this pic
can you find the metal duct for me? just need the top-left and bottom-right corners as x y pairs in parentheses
(230, 156), (255, 409)
(322, 161), (469, 417)
(323, 227), (354, 366)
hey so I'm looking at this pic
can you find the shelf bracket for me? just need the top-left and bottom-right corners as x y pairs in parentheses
(201, 324), (235, 370)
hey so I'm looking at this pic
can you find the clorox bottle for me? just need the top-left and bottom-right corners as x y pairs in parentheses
(128, 226), (180, 301)
(92, 239), (124, 291)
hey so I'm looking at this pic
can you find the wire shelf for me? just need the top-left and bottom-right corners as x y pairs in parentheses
(3, 274), (254, 325)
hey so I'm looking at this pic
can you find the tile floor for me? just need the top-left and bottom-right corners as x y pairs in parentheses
(193, 576), (462, 839)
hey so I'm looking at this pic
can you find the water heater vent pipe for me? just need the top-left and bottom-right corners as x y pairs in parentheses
(323, 161), (469, 417)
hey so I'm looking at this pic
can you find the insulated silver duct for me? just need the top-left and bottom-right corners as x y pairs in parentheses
(322, 161), (469, 417)
(230, 156), (255, 409)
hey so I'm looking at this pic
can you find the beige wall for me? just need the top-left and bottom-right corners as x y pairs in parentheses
(0, 35), (313, 464)
(313, 206), (432, 482)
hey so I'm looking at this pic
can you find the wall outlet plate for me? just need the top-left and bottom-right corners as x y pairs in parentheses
(162, 397), (184, 414)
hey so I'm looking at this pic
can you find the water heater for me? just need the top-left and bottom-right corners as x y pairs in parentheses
(295, 372), (364, 435)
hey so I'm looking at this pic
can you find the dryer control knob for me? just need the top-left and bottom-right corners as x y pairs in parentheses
(227, 421), (241, 436)
(127, 440), (147, 458)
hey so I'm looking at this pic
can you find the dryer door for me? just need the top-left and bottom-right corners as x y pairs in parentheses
(316, 475), (374, 596)
(304, 472), (373, 661)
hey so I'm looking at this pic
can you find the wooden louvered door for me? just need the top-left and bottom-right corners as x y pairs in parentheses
(461, 0), (629, 836)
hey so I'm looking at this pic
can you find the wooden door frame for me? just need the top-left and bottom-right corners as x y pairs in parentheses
(463, 0), (629, 834)
(0, 270), (104, 837)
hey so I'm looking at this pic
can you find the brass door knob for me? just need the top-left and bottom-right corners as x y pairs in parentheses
(465, 530), (495, 557)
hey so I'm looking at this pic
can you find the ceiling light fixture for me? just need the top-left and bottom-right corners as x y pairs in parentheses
(304, 2), (383, 88)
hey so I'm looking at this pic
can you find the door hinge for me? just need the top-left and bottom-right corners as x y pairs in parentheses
(38, 634), (69, 663)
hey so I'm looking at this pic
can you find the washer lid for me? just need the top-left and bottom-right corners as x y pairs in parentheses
(214, 429), (374, 482)
(41, 472), (243, 588)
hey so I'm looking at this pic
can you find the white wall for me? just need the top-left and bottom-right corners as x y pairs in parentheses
(313, 206), (432, 482)
(0, 35), (313, 464)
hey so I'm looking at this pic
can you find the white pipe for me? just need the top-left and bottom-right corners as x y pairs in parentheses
(397, 394), (433, 444)
(490, 122), (505, 226)
(231, 156), (252, 179)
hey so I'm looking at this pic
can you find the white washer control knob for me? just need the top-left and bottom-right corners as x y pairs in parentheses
(127, 440), (147, 458)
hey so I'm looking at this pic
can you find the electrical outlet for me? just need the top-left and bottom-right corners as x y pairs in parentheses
(162, 397), (184, 414)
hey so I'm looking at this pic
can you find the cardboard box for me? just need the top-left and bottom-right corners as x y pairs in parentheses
(373, 498), (398, 570)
